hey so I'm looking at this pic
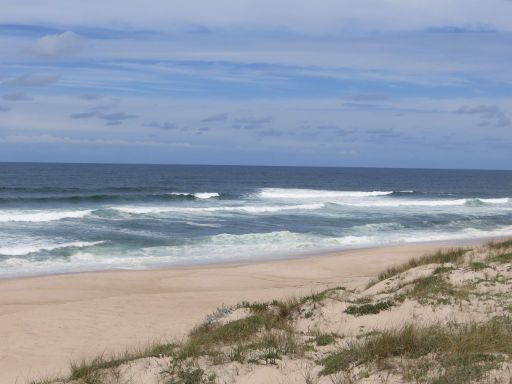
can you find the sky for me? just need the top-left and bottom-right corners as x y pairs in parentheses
(0, 1), (511, 169)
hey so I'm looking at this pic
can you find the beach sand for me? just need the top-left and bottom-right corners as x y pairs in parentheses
(0, 242), (475, 383)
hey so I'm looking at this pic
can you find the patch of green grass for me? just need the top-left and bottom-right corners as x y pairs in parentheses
(246, 302), (269, 313)
(491, 252), (512, 264)
(469, 261), (488, 271)
(69, 341), (181, 383)
(345, 300), (395, 316)
(367, 248), (468, 288)
(162, 360), (216, 384)
(315, 334), (336, 346)
(227, 344), (246, 363)
(182, 314), (271, 358)
(70, 353), (137, 382)
(349, 296), (372, 304)
(259, 346), (281, 365)
(181, 298), (308, 364)
(259, 328), (303, 356)
(320, 316), (512, 383)
(434, 266), (454, 274)
(273, 297), (302, 319)
(408, 275), (470, 304)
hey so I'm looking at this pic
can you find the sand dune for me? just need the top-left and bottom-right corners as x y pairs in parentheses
(0, 242), (472, 383)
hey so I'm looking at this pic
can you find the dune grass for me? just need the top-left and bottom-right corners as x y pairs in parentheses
(32, 240), (512, 384)
(320, 316), (512, 383)
(68, 343), (178, 383)
(366, 248), (468, 288)
(345, 299), (395, 316)
(488, 239), (512, 250)
(314, 334), (336, 346)
(62, 296), (308, 384)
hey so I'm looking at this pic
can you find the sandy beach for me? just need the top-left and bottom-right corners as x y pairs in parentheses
(0, 241), (476, 383)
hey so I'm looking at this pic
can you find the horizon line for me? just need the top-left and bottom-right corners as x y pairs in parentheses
(0, 160), (511, 172)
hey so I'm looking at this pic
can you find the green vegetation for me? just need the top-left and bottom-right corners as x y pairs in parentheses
(408, 275), (471, 305)
(491, 252), (512, 264)
(345, 300), (395, 316)
(367, 248), (468, 288)
(469, 261), (488, 271)
(433, 265), (454, 274)
(488, 238), (512, 250)
(69, 344), (178, 383)
(314, 334), (336, 346)
(32, 240), (512, 384)
(487, 239), (512, 264)
(320, 316), (512, 383)
(161, 359), (216, 384)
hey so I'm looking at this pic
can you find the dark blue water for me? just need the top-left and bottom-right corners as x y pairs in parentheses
(1, 163), (512, 277)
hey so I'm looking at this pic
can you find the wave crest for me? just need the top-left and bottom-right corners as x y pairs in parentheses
(258, 188), (393, 199)
(114, 203), (324, 215)
(0, 241), (104, 256)
(168, 192), (220, 199)
(0, 209), (92, 223)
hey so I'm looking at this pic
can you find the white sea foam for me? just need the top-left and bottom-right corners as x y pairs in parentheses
(194, 192), (220, 199)
(256, 188), (510, 208)
(115, 203), (325, 215)
(0, 241), (104, 256)
(185, 221), (222, 228)
(169, 192), (220, 199)
(4, 225), (512, 278)
(351, 222), (405, 232)
(0, 209), (92, 222)
(335, 198), (510, 208)
(258, 188), (393, 199)
(479, 198), (510, 204)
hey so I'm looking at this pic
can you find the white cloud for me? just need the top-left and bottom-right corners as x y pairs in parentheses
(31, 31), (83, 59)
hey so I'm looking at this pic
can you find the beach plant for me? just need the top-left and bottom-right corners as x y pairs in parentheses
(161, 357), (216, 384)
(345, 300), (395, 316)
(367, 248), (468, 288)
(315, 334), (336, 346)
(33, 239), (512, 384)
(320, 316), (512, 382)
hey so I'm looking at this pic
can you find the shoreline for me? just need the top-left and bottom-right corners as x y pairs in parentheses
(0, 235), (499, 282)
(0, 238), (495, 383)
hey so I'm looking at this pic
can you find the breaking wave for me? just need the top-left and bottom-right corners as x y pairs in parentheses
(0, 209), (92, 223)
(0, 241), (104, 256)
(257, 188), (393, 199)
(168, 192), (220, 199)
(113, 203), (325, 215)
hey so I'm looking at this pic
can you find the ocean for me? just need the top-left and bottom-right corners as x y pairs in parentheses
(1, 163), (512, 278)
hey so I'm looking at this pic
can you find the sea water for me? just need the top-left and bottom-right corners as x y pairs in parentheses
(1, 163), (511, 277)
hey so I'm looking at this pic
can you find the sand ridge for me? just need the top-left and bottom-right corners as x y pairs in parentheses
(0, 242), (473, 383)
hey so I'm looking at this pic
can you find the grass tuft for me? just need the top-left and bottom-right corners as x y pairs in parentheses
(491, 252), (512, 264)
(315, 334), (336, 346)
(469, 261), (488, 271)
(488, 238), (512, 250)
(345, 300), (395, 316)
(320, 316), (512, 382)
(367, 248), (468, 288)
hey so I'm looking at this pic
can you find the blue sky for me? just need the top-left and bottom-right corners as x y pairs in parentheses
(0, 1), (511, 169)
